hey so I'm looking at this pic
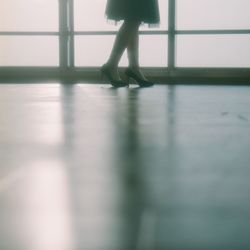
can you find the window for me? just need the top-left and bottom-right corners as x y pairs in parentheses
(176, 0), (250, 30)
(0, 0), (250, 72)
(0, 0), (58, 31)
(176, 0), (250, 68)
(0, 0), (168, 68)
(0, 36), (58, 66)
(0, 0), (59, 66)
(176, 35), (250, 68)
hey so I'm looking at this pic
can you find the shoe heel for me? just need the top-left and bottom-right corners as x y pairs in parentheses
(125, 68), (154, 87)
(100, 66), (128, 88)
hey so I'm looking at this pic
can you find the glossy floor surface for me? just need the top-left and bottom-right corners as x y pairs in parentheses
(0, 83), (250, 250)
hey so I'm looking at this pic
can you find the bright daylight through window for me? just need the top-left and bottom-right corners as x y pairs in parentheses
(0, 0), (250, 68)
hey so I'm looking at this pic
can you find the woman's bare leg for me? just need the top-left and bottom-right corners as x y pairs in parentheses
(127, 28), (147, 81)
(127, 24), (139, 69)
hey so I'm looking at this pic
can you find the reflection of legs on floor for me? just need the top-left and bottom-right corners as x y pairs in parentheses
(1, 84), (250, 249)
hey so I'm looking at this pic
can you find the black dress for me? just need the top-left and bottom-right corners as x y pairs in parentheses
(105, 0), (160, 25)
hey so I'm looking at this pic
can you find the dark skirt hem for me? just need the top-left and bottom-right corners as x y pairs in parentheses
(106, 16), (160, 28)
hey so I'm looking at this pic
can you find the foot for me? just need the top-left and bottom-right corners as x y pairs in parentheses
(125, 67), (154, 87)
(102, 63), (122, 82)
(101, 64), (128, 88)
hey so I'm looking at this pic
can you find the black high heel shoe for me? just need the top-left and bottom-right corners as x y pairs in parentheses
(101, 65), (128, 88)
(124, 68), (154, 87)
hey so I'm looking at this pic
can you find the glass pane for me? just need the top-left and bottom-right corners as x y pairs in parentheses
(177, 0), (250, 30)
(176, 35), (250, 68)
(0, 36), (59, 66)
(0, 0), (58, 31)
(74, 0), (168, 31)
(139, 35), (168, 66)
(75, 35), (167, 67)
(74, 0), (118, 31)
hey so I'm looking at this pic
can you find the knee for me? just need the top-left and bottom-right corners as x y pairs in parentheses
(124, 20), (141, 31)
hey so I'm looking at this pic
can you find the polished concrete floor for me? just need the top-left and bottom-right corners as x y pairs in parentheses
(0, 83), (250, 250)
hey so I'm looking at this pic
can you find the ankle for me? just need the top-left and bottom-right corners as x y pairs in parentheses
(127, 67), (147, 81)
(128, 65), (140, 71)
(105, 62), (118, 70)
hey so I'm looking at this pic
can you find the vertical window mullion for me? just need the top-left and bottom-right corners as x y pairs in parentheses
(68, 0), (75, 68)
(59, 0), (68, 68)
(168, 0), (176, 70)
(59, 0), (74, 69)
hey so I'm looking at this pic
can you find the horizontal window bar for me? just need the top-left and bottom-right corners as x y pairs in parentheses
(176, 30), (250, 35)
(0, 31), (168, 36)
(1, 30), (250, 36)
(1, 66), (250, 71)
(74, 31), (168, 35)
(0, 32), (59, 36)
(1, 67), (250, 85)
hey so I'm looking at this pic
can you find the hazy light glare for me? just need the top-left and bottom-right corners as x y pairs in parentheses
(0, 84), (63, 145)
(0, 36), (59, 66)
(177, 35), (250, 67)
(24, 160), (74, 250)
(177, 0), (250, 30)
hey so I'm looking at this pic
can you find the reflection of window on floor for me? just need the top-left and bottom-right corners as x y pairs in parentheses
(0, 0), (250, 68)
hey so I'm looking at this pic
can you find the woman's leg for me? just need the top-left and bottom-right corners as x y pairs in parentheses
(127, 29), (148, 81)
(105, 21), (140, 80)
(127, 27), (139, 69)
